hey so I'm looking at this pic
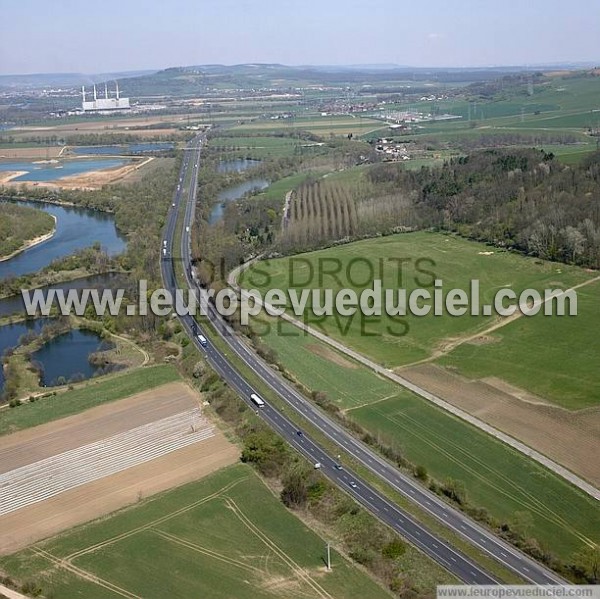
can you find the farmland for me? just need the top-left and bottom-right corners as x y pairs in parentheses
(256, 171), (321, 202)
(0, 364), (180, 436)
(208, 135), (312, 159)
(0, 381), (238, 554)
(0, 465), (396, 599)
(242, 232), (592, 371)
(231, 115), (387, 137)
(436, 278), (600, 409)
(250, 317), (600, 561)
(402, 74), (600, 163)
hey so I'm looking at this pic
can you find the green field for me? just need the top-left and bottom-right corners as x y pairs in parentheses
(351, 393), (600, 559)
(257, 171), (322, 201)
(404, 75), (600, 156)
(209, 135), (314, 159)
(242, 232), (592, 369)
(0, 365), (180, 436)
(437, 279), (600, 410)
(231, 115), (387, 137)
(0, 465), (400, 599)
(252, 317), (600, 560)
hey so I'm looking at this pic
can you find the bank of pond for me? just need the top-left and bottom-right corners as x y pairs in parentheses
(0, 157), (129, 182)
(71, 142), (175, 155)
(0, 273), (129, 317)
(208, 177), (269, 224)
(0, 319), (120, 396)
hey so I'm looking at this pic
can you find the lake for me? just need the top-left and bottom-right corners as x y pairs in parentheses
(32, 328), (113, 387)
(208, 178), (269, 224)
(0, 200), (126, 279)
(0, 158), (128, 182)
(72, 143), (174, 155)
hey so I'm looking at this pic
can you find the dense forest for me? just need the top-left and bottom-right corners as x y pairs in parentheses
(0, 203), (55, 258)
(278, 149), (600, 268)
(372, 149), (600, 268)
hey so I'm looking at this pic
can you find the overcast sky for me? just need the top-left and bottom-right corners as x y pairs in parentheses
(1, 0), (599, 75)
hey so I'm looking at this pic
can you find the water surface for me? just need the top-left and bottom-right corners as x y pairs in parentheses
(0, 200), (125, 279)
(209, 178), (269, 224)
(72, 143), (174, 155)
(32, 328), (112, 387)
(0, 158), (128, 182)
(0, 273), (130, 317)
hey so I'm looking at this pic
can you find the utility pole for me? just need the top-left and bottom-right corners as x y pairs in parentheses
(326, 542), (331, 570)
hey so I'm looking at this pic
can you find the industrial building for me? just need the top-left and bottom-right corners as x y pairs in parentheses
(81, 81), (130, 112)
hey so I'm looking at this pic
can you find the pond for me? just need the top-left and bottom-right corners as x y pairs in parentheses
(208, 178), (269, 224)
(32, 328), (114, 387)
(0, 158), (128, 182)
(0, 200), (126, 279)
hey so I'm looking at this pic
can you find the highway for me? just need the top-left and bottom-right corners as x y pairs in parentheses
(161, 134), (566, 585)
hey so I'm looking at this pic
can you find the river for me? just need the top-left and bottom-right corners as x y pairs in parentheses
(0, 200), (125, 278)
(208, 178), (269, 224)
(0, 273), (130, 317)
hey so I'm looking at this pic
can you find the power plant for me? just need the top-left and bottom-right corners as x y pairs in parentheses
(81, 81), (130, 112)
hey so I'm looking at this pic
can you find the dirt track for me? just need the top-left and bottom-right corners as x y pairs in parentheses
(0, 382), (239, 554)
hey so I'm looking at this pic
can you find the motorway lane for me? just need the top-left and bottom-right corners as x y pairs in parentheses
(161, 135), (565, 585)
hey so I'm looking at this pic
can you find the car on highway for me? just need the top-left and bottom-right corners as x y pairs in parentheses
(296, 430), (303, 437)
(334, 463), (343, 470)
(349, 481), (358, 489)
(197, 334), (208, 347)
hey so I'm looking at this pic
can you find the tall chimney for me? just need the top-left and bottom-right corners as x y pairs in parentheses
(81, 85), (86, 103)
(104, 82), (108, 99)
(115, 80), (120, 100)
(93, 84), (97, 101)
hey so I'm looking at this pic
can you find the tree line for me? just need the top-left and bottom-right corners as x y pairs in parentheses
(278, 149), (600, 269)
